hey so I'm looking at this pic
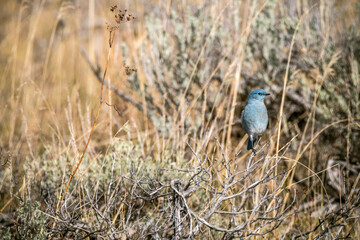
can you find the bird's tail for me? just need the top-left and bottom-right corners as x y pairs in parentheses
(247, 138), (257, 151)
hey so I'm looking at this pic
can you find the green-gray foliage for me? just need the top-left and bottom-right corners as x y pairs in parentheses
(0, 201), (46, 240)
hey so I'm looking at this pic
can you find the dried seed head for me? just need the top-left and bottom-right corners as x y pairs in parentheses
(110, 5), (117, 12)
(123, 63), (137, 75)
(111, 8), (136, 26)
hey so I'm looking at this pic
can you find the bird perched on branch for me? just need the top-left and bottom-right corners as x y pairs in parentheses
(241, 89), (270, 154)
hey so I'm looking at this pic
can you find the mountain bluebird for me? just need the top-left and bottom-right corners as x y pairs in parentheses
(241, 89), (270, 153)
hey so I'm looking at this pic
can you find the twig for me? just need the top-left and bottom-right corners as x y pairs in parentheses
(56, 22), (122, 212)
(80, 47), (145, 114)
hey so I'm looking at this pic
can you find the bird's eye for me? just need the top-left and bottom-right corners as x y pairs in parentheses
(258, 93), (261, 95)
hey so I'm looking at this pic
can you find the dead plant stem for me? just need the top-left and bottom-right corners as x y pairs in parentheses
(56, 23), (121, 212)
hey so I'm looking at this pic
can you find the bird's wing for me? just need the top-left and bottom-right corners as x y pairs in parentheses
(241, 107), (245, 123)
(241, 105), (249, 126)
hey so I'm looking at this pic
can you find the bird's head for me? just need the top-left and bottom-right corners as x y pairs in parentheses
(248, 89), (270, 101)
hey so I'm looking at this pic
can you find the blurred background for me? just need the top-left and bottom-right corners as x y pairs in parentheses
(0, 0), (360, 238)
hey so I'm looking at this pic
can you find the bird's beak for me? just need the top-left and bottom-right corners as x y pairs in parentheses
(265, 93), (270, 95)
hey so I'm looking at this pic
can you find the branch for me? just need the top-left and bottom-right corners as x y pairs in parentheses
(80, 47), (151, 118)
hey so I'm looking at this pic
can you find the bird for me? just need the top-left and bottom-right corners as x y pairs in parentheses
(241, 89), (270, 154)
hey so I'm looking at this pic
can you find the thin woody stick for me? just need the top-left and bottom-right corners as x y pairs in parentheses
(56, 8), (135, 212)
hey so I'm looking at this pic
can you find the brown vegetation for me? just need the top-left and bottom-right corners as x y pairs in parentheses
(0, 0), (359, 239)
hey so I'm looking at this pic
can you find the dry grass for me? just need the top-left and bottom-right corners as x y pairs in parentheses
(0, 0), (360, 239)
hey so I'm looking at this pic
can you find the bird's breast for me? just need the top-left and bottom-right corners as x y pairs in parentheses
(241, 101), (268, 137)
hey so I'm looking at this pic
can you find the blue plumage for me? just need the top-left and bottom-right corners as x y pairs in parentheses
(241, 89), (270, 153)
